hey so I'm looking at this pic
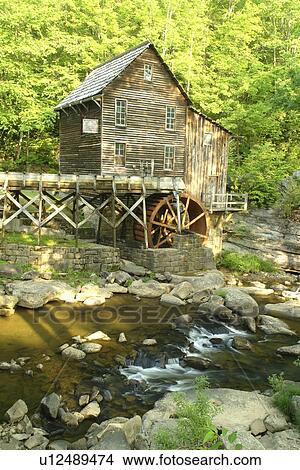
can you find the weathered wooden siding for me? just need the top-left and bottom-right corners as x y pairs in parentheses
(59, 101), (102, 174)
(185, 109), (230, 200)
(58, 47), (230, 198)
(101, 48), (187, 176)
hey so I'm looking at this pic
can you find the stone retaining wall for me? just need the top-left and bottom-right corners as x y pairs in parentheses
(120, 234), (215, 273)
(0, 243), (120, 272)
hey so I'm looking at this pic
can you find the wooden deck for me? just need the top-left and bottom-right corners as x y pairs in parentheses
(204, 193), (248, 212)
(0, 172), (185, 193)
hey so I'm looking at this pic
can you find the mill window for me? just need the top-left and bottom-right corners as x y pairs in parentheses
(115, 142), (126, 166)
(115, 99), (127, 127)
(144, 63), (153, 81)
(204, 132), (213, 146)
(82, 118), (99, 134)
(165, 106), (176, 131)
(164, 145), (175, 171)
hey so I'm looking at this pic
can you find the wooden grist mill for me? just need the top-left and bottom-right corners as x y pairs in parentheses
(0, 42), (247, 253)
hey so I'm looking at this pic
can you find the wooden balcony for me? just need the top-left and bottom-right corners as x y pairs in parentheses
(204, 193), (248, 213)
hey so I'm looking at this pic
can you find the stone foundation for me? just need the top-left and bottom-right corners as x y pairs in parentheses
(0, 234), (215, 275)
(119, 234), (215, 273)
(0, 243), (120, 272)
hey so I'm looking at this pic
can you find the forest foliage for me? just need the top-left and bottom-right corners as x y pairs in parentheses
(0, 0), (300, 206)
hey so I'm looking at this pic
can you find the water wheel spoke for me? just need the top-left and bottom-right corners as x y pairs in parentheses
(156, 236), (170, 248)
(182, 211), (205, 229)
(152, 220), (177, 230)
(150, 226), (161, 236)
(166, 200), (178, 224)
(182, 196), (190, 227)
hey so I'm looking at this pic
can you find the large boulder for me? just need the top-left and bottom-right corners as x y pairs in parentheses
(277, 344), (300, 356)
(104, 283), (128, 294)
(264, 302), (300, 320)
(41, 393), (60, 419)
(80, 402), (101, 419)
(250, 418), (266, 436)
(5, 400), (28, 423)
(83, 297), (106, 306)
(207, 388), (287, 432)
(88, 416), (142, 449)
(160, 294), (185, 306)
(85, 331), (111, 341)
(80, 343), (102, 354)
(171, 270), (225, 291)
(192, 289), (211, 304)
(76, 284), (113, 302)
(0, 264), (21, 277)
(223, 430), (265, 450)
(6, 280), (76, 308)
(128, 280), (166, 298)
(264, 414), (290, 432)
(61, 347), (86, 360)
(218, 287), (259, 317)
(241, 287), (274, 297)
(120, 259), (146, 277)
(260, 429), (300, 450)
(0, 294), (19, 317)
(0, 294), (18, 309)
(106, 271), (132, 285)
(258, 315), (296, 336)
(170, 282), (193, 300)
(232, 336), (253, 351)
(198, 301), (236, 322)
(181, 356), (213, 370)
(91, 428), (131, 450)
(24, 432), (49, 450)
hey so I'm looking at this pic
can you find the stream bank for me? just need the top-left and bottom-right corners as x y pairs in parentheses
(0, 259), (300, 449)
(224, 209), (300, 272)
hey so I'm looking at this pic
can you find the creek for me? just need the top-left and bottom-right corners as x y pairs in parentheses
(0, 293), (299, 439)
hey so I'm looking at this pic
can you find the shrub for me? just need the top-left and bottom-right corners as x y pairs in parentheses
(154, 377), (241, 450)
(277, 176), (300, 218)
(217, 250), (278, 273)
(268, 373), (300, 431)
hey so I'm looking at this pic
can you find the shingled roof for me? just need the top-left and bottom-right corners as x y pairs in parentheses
(54, 41), (231, 134)
(54, 41), (192, 111)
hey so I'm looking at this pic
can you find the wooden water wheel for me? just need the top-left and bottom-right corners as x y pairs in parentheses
(134, 193), (207, 248)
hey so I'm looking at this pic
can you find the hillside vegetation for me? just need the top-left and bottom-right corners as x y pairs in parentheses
(0, 0), (299, 206)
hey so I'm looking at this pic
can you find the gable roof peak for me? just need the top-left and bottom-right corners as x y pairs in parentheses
(55, 41), (153, 110)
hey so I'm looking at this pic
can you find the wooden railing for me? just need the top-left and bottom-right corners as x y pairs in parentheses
(204, 193), (248, 212)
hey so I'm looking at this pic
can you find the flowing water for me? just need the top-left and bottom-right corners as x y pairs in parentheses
(0, 293), (299, 438)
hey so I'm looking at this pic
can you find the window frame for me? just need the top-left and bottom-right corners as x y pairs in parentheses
(81, 118), (99, 134)
(115, 98), (127, 127)
(165, 106), (176, 131)
(203, 132), (213, 146)
(144, 63), (153, 82)
(114, 141), (126, 167)
(164, 145), (175, 171)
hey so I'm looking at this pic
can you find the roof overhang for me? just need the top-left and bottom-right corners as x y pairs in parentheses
(189, 106), (232, 135)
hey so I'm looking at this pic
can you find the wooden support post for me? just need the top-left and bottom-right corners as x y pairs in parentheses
(225, 193), (229, 212)
(38, 174), (43, 245)
(112, 177), (117, 248)
(175, 191), (182, 234)
(244, 194), (248, 211)
(142, 179), (148, 249)
(96, 216), (102, 244)
(1, 173), (9, 240)
(74, 175), (80, 248)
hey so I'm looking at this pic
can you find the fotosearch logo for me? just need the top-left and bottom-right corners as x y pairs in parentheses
(32, 303), (242, 327)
